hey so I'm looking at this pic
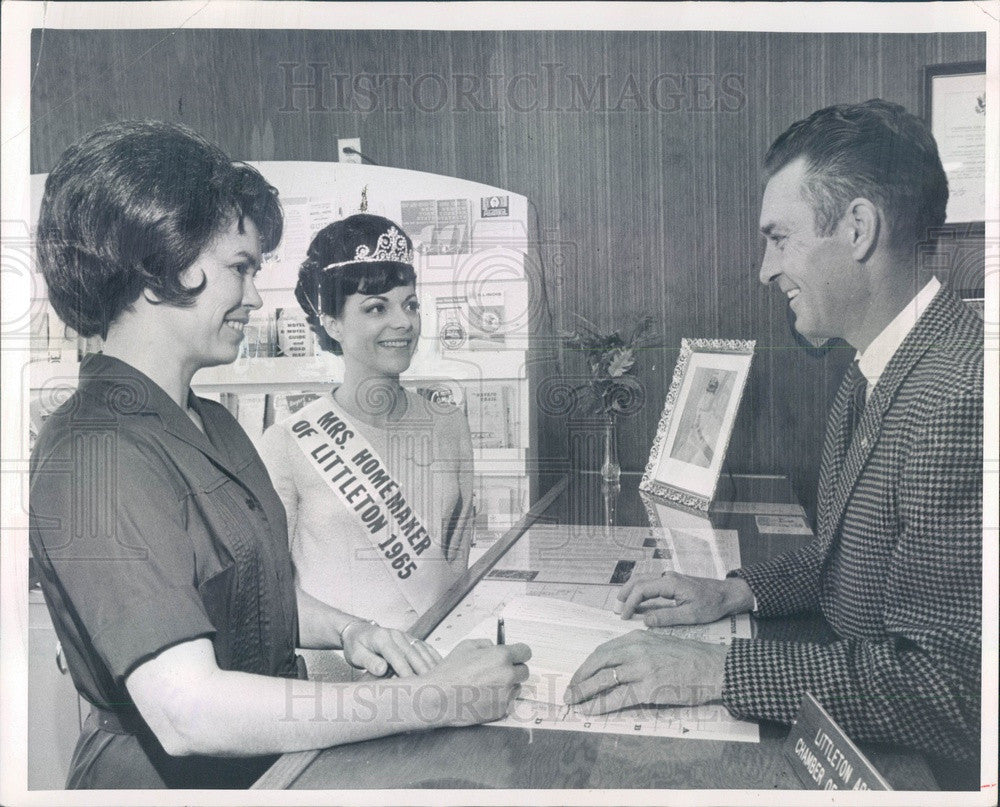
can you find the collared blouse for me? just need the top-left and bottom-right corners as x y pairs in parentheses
(29, 353), (300, 788)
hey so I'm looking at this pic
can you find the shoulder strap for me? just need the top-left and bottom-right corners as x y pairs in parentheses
(284, 397), (444, 613)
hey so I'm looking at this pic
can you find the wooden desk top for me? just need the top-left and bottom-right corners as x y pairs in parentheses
(254, 472), (938, 791)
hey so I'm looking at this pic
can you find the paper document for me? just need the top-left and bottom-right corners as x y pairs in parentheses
(711, 501), (806, 517)
(482, 524), (740, 585)
(500, 699), (760, 744)
(473, 596), (636, 702)
(439, 595), (748, 705)
(429, 520), (758, 743)
(754, 514), (813, 536)
(432, 592), (758, 743)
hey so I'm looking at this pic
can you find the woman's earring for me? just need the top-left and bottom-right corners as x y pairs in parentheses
(321, 314), (341, 342)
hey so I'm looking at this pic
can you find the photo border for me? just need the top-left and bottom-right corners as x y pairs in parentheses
(639, 338), (755, 514)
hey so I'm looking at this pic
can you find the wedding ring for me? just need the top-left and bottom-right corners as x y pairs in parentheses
(611, 667), (620, 686)
(409, 639), (418, 646)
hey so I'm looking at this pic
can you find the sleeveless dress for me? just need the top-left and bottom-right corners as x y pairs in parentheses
(259, 388), (474, 630)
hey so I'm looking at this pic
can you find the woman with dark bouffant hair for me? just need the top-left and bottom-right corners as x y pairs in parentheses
(30, 123), (528, 790)
(260, 214), (474, 642)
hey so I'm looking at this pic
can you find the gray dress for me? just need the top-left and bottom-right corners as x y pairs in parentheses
(29, 354), (302, 788)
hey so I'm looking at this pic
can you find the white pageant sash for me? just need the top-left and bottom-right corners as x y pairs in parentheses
(286, 395), (443, 614)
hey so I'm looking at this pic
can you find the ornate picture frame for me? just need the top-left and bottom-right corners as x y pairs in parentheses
(639, 338), (755, 513)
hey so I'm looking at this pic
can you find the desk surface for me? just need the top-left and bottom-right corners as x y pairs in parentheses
(255, 473), (937, 791)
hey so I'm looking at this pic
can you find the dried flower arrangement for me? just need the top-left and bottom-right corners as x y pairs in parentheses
(560, 314), (659, 417)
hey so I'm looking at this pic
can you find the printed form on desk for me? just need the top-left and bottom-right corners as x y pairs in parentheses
(428, 526), (760, 742)
(431, 593), (758, 743)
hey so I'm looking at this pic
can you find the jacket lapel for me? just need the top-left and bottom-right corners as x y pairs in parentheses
(816, 366), (854, 540)
(823, 288), (963, 536)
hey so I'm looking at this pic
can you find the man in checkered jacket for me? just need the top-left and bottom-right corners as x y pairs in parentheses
(566, 100), (983, 780)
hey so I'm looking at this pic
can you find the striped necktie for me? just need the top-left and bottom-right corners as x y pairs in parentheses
(844, 360), (868, 441)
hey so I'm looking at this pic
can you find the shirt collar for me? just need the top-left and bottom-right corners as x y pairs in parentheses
(78, 353), (211, 436)
(78, 352), (180, 416)
(78, 352), (244, 469)
(856, 277), (941, 390)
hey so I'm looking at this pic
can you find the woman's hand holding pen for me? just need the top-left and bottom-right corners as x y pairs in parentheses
(426, 638), (532, 727)
(341, 619), (441, 677)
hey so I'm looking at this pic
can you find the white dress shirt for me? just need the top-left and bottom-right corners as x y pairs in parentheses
(856, 277), (941, 400)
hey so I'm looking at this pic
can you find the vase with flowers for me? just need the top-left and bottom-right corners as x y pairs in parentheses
(561, 315), (658, 485)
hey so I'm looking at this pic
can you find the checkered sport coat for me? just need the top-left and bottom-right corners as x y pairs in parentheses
(723, 287), (983, 762)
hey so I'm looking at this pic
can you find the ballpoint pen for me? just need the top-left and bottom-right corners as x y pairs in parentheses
(496, 616), (505, 645)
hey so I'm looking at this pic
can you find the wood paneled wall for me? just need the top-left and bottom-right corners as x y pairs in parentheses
(30, 29), (984, 518)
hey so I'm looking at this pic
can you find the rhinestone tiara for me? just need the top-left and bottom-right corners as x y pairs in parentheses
(321, 226), (413, 272)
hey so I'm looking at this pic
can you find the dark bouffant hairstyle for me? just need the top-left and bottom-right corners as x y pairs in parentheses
(37, 120), (283, 338)
(764, 99), (948, 250)
(295, 214), (416, 355)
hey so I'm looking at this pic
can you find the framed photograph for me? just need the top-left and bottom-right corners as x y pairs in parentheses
(922, 61), (986, 229)
(640, 339), (755, 513)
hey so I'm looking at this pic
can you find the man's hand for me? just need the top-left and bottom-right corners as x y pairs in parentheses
(341, 621), (441, 678)
(426, 639), (532, 727)
(564, 631), (728, 715)
(617, 572), (754, 626)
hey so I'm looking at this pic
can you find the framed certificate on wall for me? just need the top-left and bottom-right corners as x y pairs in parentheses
(923, 61), (986, 228)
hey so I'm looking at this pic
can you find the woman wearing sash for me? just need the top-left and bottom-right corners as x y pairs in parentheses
(260, 214), (474, 643)
(29, 122), (529, 789)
